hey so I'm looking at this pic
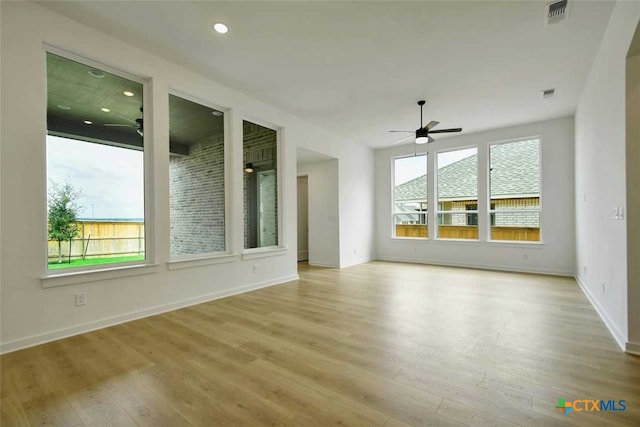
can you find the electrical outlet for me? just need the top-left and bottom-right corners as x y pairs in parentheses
(583, 265), (587, 275)
(602, 283), (606, 294)
(523, 253), (529, 260)
(75, 292), (87, 306)
(252, 264), (258, 273)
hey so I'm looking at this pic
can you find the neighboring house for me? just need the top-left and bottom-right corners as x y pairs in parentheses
(395, 139), (540, 230)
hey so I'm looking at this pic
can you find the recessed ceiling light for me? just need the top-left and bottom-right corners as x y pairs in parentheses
(84, 120), (93, 125)
(213, 23), (228, 34)
(211, 110), (223, 116)
(57, 104), (71, 110)
(101, 107), (111, 112)
(123, 91), (134, 97)
(88, 69), (105, 78)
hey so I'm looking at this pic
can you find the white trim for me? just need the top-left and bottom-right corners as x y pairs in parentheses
(43, 43), (146, 83)
(4, 274), (299, 355)
(41, 263), (158, 288)
(391, 237), (429, 241)
(340, 257), (374, 268)
(167, 88), (231, 259)
(485, 240), (545, 248)
(376, 256), (573, 277)
(242, 247), (288, 260)
(307, 262), (340, 268)
(167, 253), (239, 270)
(575, 275), (626, 351)
(625, 341), (640, 355)
(434, 238), (481, 244)
(42, 46), (154, 280)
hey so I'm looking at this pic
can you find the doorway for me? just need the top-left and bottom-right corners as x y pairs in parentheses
(297, 175), (309, 262)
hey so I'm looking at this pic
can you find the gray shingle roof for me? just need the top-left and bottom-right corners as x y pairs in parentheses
(395, 139), (539, 201)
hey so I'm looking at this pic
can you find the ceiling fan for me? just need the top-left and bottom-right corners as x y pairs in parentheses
(390, 100), (461, 145)
(105, 106), (143, 137)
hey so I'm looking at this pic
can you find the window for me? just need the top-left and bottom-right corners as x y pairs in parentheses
(243, 120), (278, 249)
(169, 94), (225, 257)
(393, 155), (427, 238)
(466, 203), (495, 226)
(437, 148), (478, 239)
(46, 52), (145, 270)
(489, 139), (540, 242)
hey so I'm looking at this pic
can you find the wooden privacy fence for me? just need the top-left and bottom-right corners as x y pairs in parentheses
(47, 220), (145, 260)
(395, 225), (539, 241)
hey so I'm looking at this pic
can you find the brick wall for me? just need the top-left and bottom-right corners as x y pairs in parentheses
(447, 198), (540, 226)
(243, 121), (278, 249)
(169, 133), (225, 256)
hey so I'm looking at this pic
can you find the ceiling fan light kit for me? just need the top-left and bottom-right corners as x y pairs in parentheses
(389, 100), (462, 145)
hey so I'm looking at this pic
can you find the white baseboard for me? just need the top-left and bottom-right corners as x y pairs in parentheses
(626, 341), (640, 356)
(0, 274), (299, 355)
(575, 275), (626, 351)
(297, 250), (308, 261)
(340, 257), (374, 268)
(375, 256), (573, 277)
(308, 261), (340, 268)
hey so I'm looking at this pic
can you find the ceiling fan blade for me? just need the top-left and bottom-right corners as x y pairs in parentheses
(425, 120), (439, 130)
(428, 128), (462, 134)
(389, 130), (414, 133)
(105, 123), (136, 127)
(391, 135), (415, 145)
(428, 136), (435, 143)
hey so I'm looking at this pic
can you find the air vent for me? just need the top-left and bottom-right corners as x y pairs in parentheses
(546, 0), (569, 25)
(542, 88), (556, 99)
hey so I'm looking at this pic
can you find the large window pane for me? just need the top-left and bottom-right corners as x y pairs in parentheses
(393, 155), (427, 238)
(437, 148), (477, 239)
(169, 95), (225, 257)
(490, 139), (540, 242)
(243, 121), (278, 249)
(46, 53), (145, 269)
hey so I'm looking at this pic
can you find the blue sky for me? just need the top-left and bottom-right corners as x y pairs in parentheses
(47, 135), (144, 219)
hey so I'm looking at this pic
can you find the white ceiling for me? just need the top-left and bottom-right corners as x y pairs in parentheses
(39, 1), (615, 149)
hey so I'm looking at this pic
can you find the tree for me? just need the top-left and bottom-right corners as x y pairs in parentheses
(48, 181), (82, 263)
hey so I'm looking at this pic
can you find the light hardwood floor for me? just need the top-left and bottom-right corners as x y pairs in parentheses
(2, 261), (640, 426)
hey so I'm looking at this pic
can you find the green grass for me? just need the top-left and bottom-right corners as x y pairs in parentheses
(47, 255), (145, 270)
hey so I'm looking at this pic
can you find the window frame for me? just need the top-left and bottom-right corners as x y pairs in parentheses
(166, 89), (231, 264)
(241, 116), (285, 256)
(435, 145), (479, 241)
(391, 153), (429, 240)
(42, 45), (154, 279)
(487, 137), (542, 244)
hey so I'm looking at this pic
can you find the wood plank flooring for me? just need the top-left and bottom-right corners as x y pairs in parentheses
(2, 261), (640, 426)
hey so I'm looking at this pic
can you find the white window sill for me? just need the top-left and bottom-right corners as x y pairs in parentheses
(434, 238), (482, 244)
(167, 253), (239, 270)
(486, 240), (545, 248)
(42, 263), (158, 288)
(242, 247), (288, 260)
(391, 237), (429, 241)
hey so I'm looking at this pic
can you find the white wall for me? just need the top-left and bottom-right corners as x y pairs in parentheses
(575, 1), (640, 352)
(0, 2), (374, 353)
(297, 160), (341, 267)
(375, 117), (575, 276)
(627, 53), (640, 353)
(296, 176), (309, 261)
